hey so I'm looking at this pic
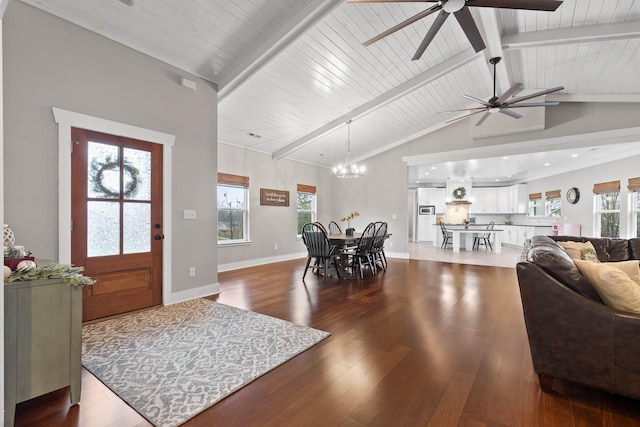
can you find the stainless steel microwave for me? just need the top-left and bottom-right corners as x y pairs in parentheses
(418, 205), (435, 215)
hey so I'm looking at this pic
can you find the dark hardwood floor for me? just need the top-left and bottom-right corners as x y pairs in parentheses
(15, 258), (640, 426)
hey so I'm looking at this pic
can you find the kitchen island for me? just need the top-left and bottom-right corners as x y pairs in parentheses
(434, 224), (503, 254)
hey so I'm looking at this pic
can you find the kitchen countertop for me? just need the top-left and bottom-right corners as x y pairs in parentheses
(440, 223), (553, 227)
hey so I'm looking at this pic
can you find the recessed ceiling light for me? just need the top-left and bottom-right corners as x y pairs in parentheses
(416, 180), (420, 183)
(495, 179), (500, 181)
(571, 154), (579, 158)
(425, 172), (429, 176)
(431, 166), (436, 170)
(502, 156), (509, 160)
(507, 175), (512, 178)
(544, 163), (550, 166)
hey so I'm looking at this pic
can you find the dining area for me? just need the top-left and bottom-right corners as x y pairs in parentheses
(300, 220), (390, 281)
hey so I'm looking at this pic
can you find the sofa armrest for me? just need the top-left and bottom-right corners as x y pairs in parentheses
(516, 262), (615, 393)
(613, 314), (640, 399)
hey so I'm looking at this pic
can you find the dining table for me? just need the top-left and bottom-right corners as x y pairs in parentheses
(328, 232), (363, 246)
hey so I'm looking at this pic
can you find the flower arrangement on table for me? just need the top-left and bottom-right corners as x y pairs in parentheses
(341, 211), (360, 229)
(341, 211), (360, 236)
(452, 186), (467, 200)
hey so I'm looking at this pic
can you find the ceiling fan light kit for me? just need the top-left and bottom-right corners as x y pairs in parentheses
(333, 120), (365, 179)
(348, 0), (564, 60)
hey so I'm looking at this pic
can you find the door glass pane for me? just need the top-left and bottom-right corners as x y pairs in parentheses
(123, 148), (151, 200)
(124, 203), (150, 254)
(88, 142), (120, 198)
(88, 201), (120, 256)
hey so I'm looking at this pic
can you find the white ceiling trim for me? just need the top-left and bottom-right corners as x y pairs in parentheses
(548, 94), (640, 103)
(402, 125), (640, 166)
(502, 21), (640, 50)
(272, 47), (482, 160)
(218, 0), (343, 100)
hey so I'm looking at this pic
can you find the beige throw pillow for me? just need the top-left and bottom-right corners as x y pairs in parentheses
(607, 260), (640, 285)
(574, 260), (640, 313)
(558, 241), (599, 262)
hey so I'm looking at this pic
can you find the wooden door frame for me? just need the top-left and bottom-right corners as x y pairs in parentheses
(53, 107), (174, 304)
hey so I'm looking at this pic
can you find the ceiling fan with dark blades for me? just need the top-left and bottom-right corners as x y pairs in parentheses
(348, 0), (563, 60)
(440, 56), (564, 126)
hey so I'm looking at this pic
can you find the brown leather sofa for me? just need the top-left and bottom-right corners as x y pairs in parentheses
(516, 235), (640, 399)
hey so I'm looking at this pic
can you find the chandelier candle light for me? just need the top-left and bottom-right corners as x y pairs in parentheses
(333, 120), (365, 179)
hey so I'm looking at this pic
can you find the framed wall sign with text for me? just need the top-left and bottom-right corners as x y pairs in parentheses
(260, 188), (290, 207)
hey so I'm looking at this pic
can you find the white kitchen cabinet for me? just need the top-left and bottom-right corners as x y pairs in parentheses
(509, 184), (529, 213)
(497, 187), (510, 213)
(470, 188), (498, 213)
(471, 184), (527, 214)
(418, 188), (446, 213)
(505, 225), (518, 246)
(516, 226), (527, 247)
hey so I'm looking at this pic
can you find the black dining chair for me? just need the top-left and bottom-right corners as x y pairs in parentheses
(440, 222), (453, 248)
(328, 220), (342, 235)
(314, 221), (328, 233)
(301, 222), (341, 281)
(370, 221), (388, 273)
(343, 222), (377, 279)
(473, 221), (494, 251)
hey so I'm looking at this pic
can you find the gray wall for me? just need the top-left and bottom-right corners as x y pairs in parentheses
(3, 2), (219, 294)
(217, 143), (335, 268)
(527, 154), (640, 237)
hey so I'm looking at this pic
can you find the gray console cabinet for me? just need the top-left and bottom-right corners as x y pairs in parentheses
(4, 279), (82, 426)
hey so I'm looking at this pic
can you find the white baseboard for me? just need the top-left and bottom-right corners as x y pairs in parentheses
(386, 251), (409, 259)
(219, 250), (409, 273)
(164, 283), (220, 305)
(218, 252), (306, 272)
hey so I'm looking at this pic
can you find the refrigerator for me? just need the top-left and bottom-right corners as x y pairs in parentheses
(417, 205), (436, 242)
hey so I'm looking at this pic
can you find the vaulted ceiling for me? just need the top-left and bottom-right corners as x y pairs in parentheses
(18, 0), (640, 180)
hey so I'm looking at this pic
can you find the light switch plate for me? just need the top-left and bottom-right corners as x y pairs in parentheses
(183, 210), (196, 219)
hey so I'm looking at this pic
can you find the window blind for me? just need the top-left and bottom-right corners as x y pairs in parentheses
(218, 173), (249, 188)
(627, 177), (640, 192)
(545, 190), (561, 200)
(297, 184), (316, 194)
(593, 180), (620, 194)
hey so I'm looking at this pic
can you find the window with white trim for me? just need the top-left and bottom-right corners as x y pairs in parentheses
(628, 177), (640, 237)
(217, 173), (249, 243)
(594, 180), (620, 238)
(297, 184), (316, 235)
(545, 190), (561, 217)
(529, 193), (543, 216)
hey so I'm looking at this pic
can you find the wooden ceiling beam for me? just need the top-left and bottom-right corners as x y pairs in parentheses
(272, 48), (481, 160)
(218, 0), (343, 101)
(502, 21), (640, 50)
(475, 8), (511, 95)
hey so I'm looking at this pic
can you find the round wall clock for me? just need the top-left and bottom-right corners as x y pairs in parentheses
(566, 187), (580, 204)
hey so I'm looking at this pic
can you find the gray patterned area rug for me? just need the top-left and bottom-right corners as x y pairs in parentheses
(82, 298), (330, 427)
